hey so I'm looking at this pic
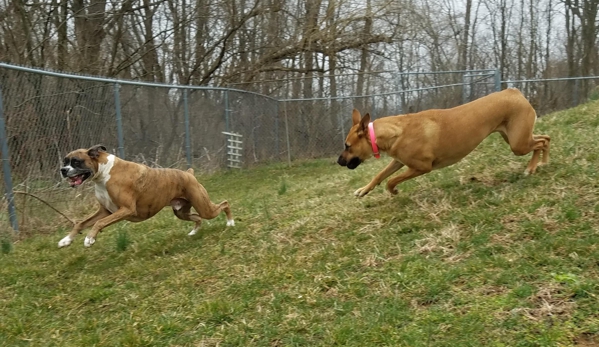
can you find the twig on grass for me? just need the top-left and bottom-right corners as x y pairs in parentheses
(14, 191), (75, 225)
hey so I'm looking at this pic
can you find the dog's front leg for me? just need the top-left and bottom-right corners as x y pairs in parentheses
(58, 207), (111, 248)
(84, 207), (134, 247)
(355, 160), (404, 197)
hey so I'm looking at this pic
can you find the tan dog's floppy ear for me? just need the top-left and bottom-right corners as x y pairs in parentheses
(87, 144), (107, 159)
(358, 113), (371, 135)
(352, 109), (362, 125)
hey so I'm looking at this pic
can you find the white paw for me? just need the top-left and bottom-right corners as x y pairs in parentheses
(523, 169), (531, 176)
(188, 228), (198, 236)
(84, 236), (96, 247)
(354, 186), (370, 197)
(226, 219), (235, 227)
(58, 235), (73, 248)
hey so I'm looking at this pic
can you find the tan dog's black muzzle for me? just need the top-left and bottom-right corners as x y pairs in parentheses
(337, 154), (361, 169)
(346, 157), (361, 169)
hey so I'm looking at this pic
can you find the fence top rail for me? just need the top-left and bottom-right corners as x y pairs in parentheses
(281, 81), (473, 102)
(281, 75), (599, 102)
(0, 62), (278, 101)
(4, 62), (599, 103)
(507, 76), (599, 83)
(227, 69), (498, 85)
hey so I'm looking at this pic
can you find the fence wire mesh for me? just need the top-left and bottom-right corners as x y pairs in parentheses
(1, 63), (598, 233)
(0, 66), (280, 233)
(0, 68), (121, 233)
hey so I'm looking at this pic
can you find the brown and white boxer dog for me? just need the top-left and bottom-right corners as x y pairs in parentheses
(58, 145), (234, 248)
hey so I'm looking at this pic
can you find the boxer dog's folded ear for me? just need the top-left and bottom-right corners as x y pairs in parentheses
(87, 144), (107, 159)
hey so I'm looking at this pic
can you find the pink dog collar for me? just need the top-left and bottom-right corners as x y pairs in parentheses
(368, 122), (380, 159)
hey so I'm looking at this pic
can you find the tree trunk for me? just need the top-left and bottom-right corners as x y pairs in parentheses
(356, 0), (372, 111)
(458, 0), (472, 71)
(73, 0), (107, 74)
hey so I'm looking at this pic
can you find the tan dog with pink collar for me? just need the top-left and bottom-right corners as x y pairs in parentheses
(58, 145), (234, 248)
(337, 89), (550, 196)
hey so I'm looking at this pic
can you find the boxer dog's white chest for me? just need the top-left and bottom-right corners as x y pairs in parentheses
(94, 154), (119, 213)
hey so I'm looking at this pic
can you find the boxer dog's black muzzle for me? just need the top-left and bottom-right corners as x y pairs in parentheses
(61, 157), (93, 187)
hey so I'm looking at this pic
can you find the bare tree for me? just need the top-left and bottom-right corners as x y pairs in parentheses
(72, 0), (107, 74)
(563, 0), (599, 96)
(0, 0), (595, 110)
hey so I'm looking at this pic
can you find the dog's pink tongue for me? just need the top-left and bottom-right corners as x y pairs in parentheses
(69, 175), (83, 187)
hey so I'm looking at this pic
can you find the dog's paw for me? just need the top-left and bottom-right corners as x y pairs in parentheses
(387, 187), (399, 195)
(188, 228), (198, 236)
(84, 236), (96, 247)
(354, 186), (371, 197)
(58, 235), (73, 248)
(226, 219), (235, 227)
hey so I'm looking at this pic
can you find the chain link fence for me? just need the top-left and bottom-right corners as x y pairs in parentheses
(1, 63), (598, 234)
(0, 64), (280, 233)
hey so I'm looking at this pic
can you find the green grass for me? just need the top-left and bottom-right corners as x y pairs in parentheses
(115, 229), (131, 253)
(1, 101), (599, 346)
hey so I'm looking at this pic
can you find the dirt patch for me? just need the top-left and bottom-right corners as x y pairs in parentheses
(574, 333), (599, 347)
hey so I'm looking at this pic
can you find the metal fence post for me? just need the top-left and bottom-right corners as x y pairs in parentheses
(224, 90), (231, 133)
(494, 69), (501, 92)
(336, 97), (345, 145)
(371, 95), (376, 115)
(400, 73), (406, 113)
(0, 86), (18, 232)
(339, 102), (345, 140)
(462, 73), (468, 104)
(573, 78), (580, 107)
(224, 90), (231, 169)
(113, 83), (125, 159)
(283, 101), (291, 167)
(183, 89), (192, 169)
(274, 101), (280, 159)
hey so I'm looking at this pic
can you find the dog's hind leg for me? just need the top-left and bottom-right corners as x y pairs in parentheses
(502, 111), (550, 175)
(386, 166), (430, 195)
(185, 185), (234, 227)
(504, 130), (550, 175)
(171, 198), (203, 236)
(534, 135), (551, 165)
(523, 135), (550, 175)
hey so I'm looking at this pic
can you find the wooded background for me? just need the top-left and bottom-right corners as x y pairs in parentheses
(1, 0), (597, 96)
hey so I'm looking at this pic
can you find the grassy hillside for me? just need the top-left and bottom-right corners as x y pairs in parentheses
(1, 101), (599, 346)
